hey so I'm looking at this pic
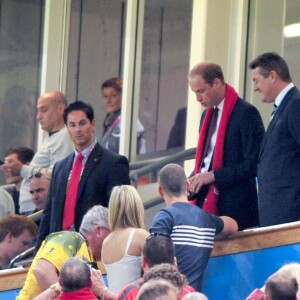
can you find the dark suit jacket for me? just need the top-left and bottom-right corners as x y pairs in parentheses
(35, 142), (130, 249)
(258, 86), (300, 226)
(198, 98), (265, 230)
(167, 107), (187, 149)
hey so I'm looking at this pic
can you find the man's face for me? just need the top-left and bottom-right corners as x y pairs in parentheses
(102, 87), (122, 113)
(4, 153), (23, 185)
(7, 230), (33, 260)
(36, 96), (63, 132)
(251, 67), (276, 103)
(29, 176), (49, 211)
(88, 225), (110, 260)
(189, 75), (220, 108)
(66, 110), (95, 152)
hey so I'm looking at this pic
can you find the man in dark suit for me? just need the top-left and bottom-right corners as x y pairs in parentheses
(188, 62), (265, 230)
(249, 52), (300, 227)
(167, 106), (187, 150)
(35, 101), (130, 250)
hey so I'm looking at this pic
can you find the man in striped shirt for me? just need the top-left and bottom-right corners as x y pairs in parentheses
(150, 163), (238, 292)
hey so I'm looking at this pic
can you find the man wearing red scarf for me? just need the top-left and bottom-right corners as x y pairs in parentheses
(188, 62), (265, 230)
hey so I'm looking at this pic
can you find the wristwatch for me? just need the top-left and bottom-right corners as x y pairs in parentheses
(49, 284), (60, 297)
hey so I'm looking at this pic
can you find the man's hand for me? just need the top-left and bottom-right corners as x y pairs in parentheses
(2, 159), (23, 177)
(91, 268), (117, 300)
(90, 268), (106, 297)
(188, 172), (215, 193)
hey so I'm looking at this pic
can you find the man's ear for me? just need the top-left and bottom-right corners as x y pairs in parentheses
(158, 186), (164, 197)
(5, 232), (13, 243)
(141, 255), (147, 270)
(174, 257), (177, 267)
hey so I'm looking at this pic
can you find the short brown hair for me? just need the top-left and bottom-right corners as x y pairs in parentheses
(0, 215), (38, 242)
(188, 62), (225, 85)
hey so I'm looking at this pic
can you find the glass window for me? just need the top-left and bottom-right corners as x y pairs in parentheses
(66, 0), (192, 160)
(138, 0), (193, 156)
(284, 0), (300, 87)
(0, 0), (44, 184)
(66, 0), (126, 149)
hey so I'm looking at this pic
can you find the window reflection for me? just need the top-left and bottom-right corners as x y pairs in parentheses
(0, 0), (43, 184)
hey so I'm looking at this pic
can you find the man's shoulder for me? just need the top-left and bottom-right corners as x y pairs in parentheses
(117, 279), (141, 300)
(94, 142), (129, 163)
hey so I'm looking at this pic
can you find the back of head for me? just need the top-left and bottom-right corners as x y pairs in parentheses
(63, 100), (94, 124)
(80, 205), (109, 234)
(188, 62), (225, 85)
(101, 77), (123, 92)
(158, 164), (187, 197)
(5, 147), (35, 164)
(181, 292), (208, 300)
(137, 279), (177, 300)
(143, 263), (187, 289)
(142, 235), (175, 267)
(249, 52), (292, 82)
(108, 185), (145, 231)
(265, 273), (298, 300)
(0, 214), (37, 242)
(59, 257), (91, 292)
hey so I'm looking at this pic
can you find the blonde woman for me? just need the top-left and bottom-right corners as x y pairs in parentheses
(101, 185), (149, 293)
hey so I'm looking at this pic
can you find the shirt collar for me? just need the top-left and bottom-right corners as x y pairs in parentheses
(215, 98), (224, 112)
(74, 138), (97, 159)
(275, 82), (294, 107)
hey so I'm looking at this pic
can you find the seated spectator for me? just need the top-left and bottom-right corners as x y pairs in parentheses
(246, 262), (300, 300)
(0, 186), (15, 219)
(90, 234), (194, 300)
(265, 273), (298, 300)
(29, 171), (51, 213)
(56, 257), (97, 300)
(137, 279), (177, 300)
(102, 185), (149, 293)
(1, 147), (34, 214)
(0, 214), (37, 269)
(150, 163), (238, 291)
(100, 77), (146, 154)
(17, 205), (110, 300)
(182, 292), (208, 300)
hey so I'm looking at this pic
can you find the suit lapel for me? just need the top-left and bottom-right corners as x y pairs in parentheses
(76, 143), (102, 200)
(259, 88), (294, 159)
(59, 154), (74, 205)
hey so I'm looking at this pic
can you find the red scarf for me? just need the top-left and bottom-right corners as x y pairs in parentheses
(194, 84), (238, 215)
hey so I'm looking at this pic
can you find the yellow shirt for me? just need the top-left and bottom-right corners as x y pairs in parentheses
(17, 231), (94, 300)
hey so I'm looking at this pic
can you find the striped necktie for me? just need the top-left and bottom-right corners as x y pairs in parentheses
(271, 104), (277, 119)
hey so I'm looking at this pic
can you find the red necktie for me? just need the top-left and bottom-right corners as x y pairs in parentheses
(62, 153), (84, 230)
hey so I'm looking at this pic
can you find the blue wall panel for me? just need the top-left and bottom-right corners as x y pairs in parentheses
(202, 243), (300, 300)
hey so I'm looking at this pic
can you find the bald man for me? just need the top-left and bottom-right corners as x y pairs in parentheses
(3, 91), (73, 215)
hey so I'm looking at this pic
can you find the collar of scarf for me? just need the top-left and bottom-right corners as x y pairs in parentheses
(194, 83), (238, 215)
(56, 288), (97, 300)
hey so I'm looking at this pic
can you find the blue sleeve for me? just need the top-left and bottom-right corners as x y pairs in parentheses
(150, 209), (173, 236)
(210, 214), (224, 235)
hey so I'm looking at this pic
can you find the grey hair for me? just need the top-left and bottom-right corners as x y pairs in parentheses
(80, 205), (109, 234)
